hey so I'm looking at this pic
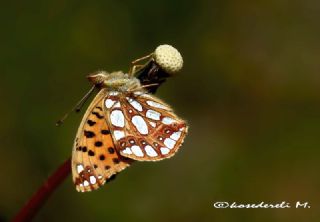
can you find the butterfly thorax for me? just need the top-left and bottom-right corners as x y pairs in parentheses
(88, 71), (142, 92)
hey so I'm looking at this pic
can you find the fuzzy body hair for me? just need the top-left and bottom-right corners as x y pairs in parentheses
(87, 71), (141, 92)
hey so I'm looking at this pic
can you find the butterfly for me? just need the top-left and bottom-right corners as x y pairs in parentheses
(71, 45), (188, 192)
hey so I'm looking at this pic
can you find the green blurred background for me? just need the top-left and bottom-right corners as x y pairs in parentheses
(1, 0), (319, 221)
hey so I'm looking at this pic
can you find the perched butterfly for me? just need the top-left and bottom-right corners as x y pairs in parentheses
(70, 45), (188, 192)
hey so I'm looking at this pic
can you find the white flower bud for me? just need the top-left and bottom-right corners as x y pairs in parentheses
(153, 44), (183, 74)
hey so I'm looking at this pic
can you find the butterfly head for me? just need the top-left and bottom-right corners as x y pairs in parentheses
(87, 71), (141, 92)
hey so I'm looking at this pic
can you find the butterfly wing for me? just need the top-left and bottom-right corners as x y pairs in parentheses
(104, 91), (188, 161)
(72, 89), (132, 192)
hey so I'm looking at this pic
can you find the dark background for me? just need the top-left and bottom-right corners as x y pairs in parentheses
(1, 1), (319, 221)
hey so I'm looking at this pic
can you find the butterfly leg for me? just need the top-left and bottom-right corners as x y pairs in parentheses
(128, 53), (153, 76)
(127, 83), (159, 93)
(129, 64), (144, 76)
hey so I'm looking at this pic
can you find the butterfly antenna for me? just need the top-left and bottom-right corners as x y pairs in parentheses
(56, 85), (96, 126)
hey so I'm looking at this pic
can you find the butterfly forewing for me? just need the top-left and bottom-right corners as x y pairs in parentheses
(104, 91), (188, 161)
(72, 89), (132, 192)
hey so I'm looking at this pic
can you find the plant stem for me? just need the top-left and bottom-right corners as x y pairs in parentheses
(12, 158), (71, 222)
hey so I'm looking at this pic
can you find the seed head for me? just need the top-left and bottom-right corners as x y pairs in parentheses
(153, 44), (183, 74)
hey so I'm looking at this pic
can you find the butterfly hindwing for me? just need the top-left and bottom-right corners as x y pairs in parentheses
(104, 91), (188, 161)
(72, 89), (132, 192)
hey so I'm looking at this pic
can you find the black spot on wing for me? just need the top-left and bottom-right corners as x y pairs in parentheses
(92, 111), (104, 119)
(101, 129), (110, 135)
(108, 147), (115, 154)
(99, 155), (105, 160)
(95, 141), (103, 147)
(84, 130), (95, 138)
(112, 158), (120, 164)
(88, 150), (95, 156)
(87, 120), (96, 126)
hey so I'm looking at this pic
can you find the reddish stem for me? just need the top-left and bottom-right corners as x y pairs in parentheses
(12, 158), (71, 222)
